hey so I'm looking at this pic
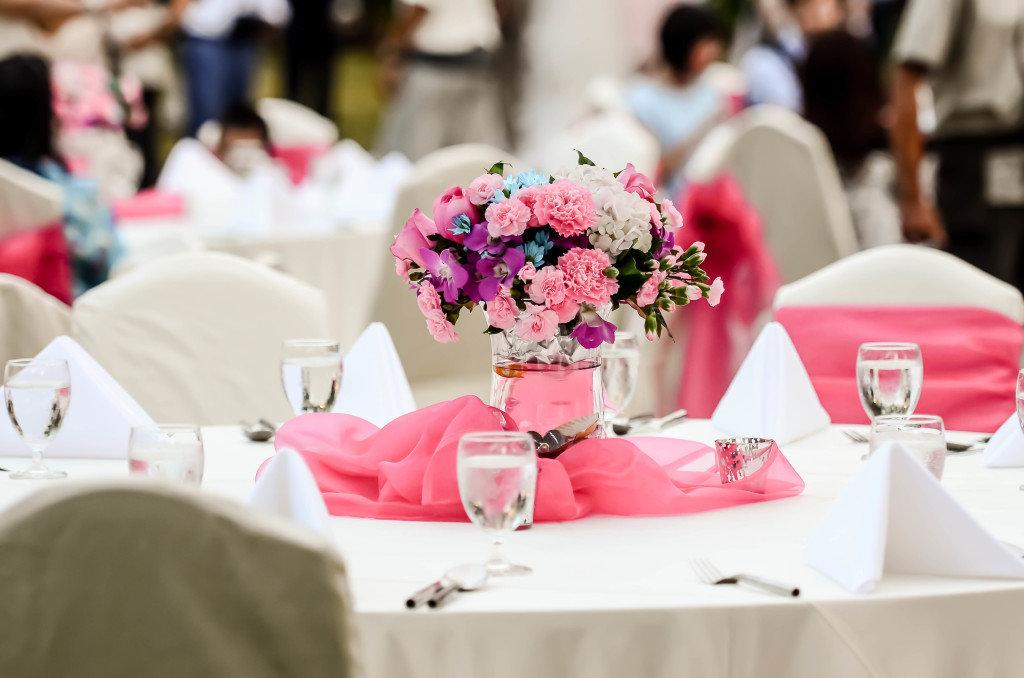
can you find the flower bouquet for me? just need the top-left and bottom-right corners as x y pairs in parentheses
(391, 152), (722, 446)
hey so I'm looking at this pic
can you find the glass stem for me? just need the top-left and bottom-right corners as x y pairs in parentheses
(30, 445), (44, 465)
(489, 536), (509, 569)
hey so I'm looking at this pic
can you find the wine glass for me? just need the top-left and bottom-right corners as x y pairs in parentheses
(856, 342), (923, 419)
(602, 331), (640, 431)
(4, 358), (71, 480)
(1016, 369), (1024, 434)
(281, 339), (343, 415)
(869, 414), (946, 480)
(457, 431), (537, 576)
(128, 425), (205, 486)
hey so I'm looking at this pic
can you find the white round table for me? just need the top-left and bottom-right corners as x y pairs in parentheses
(2, 420), (1023, 678)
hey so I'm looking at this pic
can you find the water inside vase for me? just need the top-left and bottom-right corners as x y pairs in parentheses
(492, 359), (602, 435)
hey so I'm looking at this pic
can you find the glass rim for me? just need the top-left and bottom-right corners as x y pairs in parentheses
(459, 431), (536, 446)
(858, 342), (920, 352)
(282, 338), (339, 348)
(5, 358), (69, 368)
(871, 414), (944, 428)
(130, 424), (203, 435)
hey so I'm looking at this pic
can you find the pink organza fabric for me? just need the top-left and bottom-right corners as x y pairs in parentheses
(270, 396), (805, 522)
(673, 175), (780, 417)
(776, 305), (1023, 432)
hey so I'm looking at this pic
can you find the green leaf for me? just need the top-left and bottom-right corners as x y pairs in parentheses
(483, 326), (504, 335)
(575, 149), (596, 167)
(487, 161), (509, 176)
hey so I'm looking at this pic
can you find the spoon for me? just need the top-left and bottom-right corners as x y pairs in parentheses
(613, 408), (689, 436)
(240, 419), (276, 442)
(426, 564), (489, 609)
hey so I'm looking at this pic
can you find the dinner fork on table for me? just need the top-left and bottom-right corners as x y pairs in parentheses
(842, 429), (988, 452)
(690, 557), (800, 598)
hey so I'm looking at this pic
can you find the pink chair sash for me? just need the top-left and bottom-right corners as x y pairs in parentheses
(674, 175), (780, 417)
(269, 396), (805, 522)
(271, 144), (330, 186)
(0, 223), (72, 304)
(775, 305), (1023, 432)
(112, 190), (186, 223)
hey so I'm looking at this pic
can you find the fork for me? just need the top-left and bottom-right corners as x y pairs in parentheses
(690, 557), (800, 598)
(843, 429), (989, 452)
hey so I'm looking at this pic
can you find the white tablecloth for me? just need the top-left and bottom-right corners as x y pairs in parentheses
(117, 225), (389, 348)
(3, 421), (1024, 678)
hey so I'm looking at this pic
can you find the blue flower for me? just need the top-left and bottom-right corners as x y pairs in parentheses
(520, 231), (554, 267)
(490, 188), (506, 204)
(450, 213), (472, 236)
(504, 171), (549, 195)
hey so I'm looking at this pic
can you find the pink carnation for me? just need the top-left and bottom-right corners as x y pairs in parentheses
(707, 277), (725, 307)
(514, 304), (559, 343)
(637, 271), (665, 307)
(485, 197), (531, 238)
(661, 199), (684, 231)
(426, 312), (459, 343)
(532, 180), (596, 237)
(487, 288), (519, 330)
(548, 297), (580, 323)
(518, 262), (537, 281)
(416, 283), (442, 315)
(467, 174), (505, 205)
(527, 266), (567, 306)
(557, 248), (619, 305)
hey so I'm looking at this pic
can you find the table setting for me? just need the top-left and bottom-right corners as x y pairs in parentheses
(3, 157), (1024, 678)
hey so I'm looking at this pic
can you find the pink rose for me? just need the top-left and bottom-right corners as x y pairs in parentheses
(425, 311), (459, 343)
(527, 266), (567, 306)
(548, 297), (580, 323)
(487, 288), (519, 330)
(660, 199), (684, 232)
(532, 180), (597, 237)
(557, 248), (619, 305)
(514, 304), (559, 343)
(391, 208), (435, 267)
(485, 197), (531, 238)
(707, 277), (725, 307)
(618, 163), (656, 201)
(636, 271), (666, 307)
(518, 262), (537, 281)
(416, 282), (442, 315)
(433, 186), (480, 243)
(467, 173), (505, 205)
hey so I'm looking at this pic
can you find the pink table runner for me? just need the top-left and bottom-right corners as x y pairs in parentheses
(776, 305), (1022, 432)
(271, 396), (804, 522)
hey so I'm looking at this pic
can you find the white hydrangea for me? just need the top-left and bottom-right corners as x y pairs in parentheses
(558, 165), (654, 257)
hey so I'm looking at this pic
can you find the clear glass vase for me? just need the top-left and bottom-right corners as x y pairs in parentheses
(489, 330), (604, 454)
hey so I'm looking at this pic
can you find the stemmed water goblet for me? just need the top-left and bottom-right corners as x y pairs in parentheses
(4, 358), (70, 480)
(856, 342), (923, 419)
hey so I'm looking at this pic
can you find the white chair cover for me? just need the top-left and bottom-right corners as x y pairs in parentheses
(258, 98), (339, 148)
(0, 481), (357, 678)
(72, 251), (331, 424)
(774, 244), (1024, 324)
(0, 273), (70, 367)
(376, 144), (520, 406)
(686, 105), (859, 283)
(0, 159), (64, 235)
(541, 110), (661, 179)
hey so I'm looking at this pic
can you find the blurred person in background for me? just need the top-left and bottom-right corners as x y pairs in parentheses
(375, 0), (507, 161)
(214, 102), (273, 176)
(739, 0), (846, 112)
(163, 0), (290, 137)
(0, 0), (144, 56)
(890, 0), (1024, 288)
(627, 4), (727, 198)
(801, 28), (900, 247)
(0, 54), (121, 296)
(285, 0), (338, 119)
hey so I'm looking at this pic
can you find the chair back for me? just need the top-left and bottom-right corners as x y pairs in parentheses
(687, 105), (859, 282)
(540, 111), (660, 178)
(0, 482), (357, 678)
(374, 144), (519, 405)
(72, 251), (331, 424)
(0, 273), (70, 367)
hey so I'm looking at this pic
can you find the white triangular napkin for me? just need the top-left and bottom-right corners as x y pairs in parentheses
(0, 336), (153, 458)
(332, 323), (415, 428)
(983, 413), (1024, 467)
(712, 322), (830, 444)
(805, 442), (1024, 593)
(249, 448), (332, 541)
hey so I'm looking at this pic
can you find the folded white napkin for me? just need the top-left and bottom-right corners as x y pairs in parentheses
(332, 322), (416, 428)
(249, 448), (332, 541)
(712, 321), (830, 444)
(805, 442), (1024, 593)
(0, 336), (153, 458)
(983, 413), (1024, 467)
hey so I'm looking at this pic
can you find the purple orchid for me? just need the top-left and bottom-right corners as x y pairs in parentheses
(420, 247), (469, 303)
(475, 247), (526, 301)
(463, 222), (490, 252)
(570, 306), (617, 349)
(653, 226), (676, 259)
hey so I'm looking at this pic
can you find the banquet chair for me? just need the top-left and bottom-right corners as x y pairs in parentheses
(0, 273), (71, 367)
(376, 144), (521, 406)
(773, 245), (1024, 431)
(0, 482), (357, 678)
(685, 105), (859, 283)
(540, 110), (661, 178)
(72, 251), (331, 424)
